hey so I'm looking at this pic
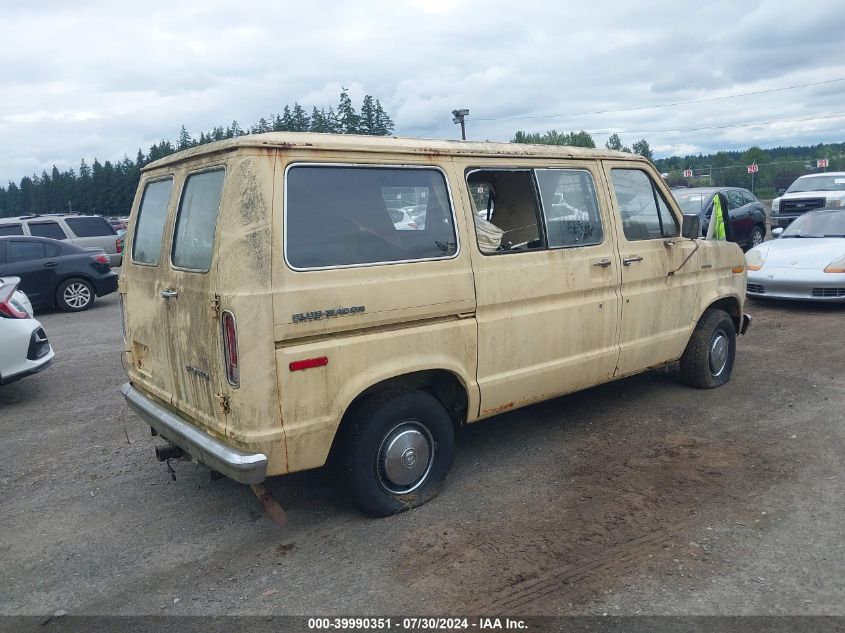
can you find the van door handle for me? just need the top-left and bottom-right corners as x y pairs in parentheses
(623, 255), (644, 266)
(160, 289), (178, 299)
(592, 259), (612, 268)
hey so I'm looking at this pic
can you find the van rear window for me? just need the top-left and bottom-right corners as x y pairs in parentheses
(171, 169), (225, 272)
(132, 178), (173, 265)
(285, 165), (458, 269)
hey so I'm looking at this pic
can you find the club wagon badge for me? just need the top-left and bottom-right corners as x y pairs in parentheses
(292, 306), (365, 323)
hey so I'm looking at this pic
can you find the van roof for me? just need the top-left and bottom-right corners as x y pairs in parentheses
(143, 132), (645, 172)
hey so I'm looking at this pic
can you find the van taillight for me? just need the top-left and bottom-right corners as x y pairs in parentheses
(222, 310), (239, 387)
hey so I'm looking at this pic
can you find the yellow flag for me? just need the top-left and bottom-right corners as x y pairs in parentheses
(712, 194), (726, 240)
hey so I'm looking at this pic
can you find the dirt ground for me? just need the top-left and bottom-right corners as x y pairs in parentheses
(1, 292), (843, 616)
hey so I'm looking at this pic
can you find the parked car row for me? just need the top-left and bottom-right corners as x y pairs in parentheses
(0, 236), (118, 312)
(0, 213), (123, 267)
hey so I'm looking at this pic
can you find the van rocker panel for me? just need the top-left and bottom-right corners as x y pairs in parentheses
(121, 382), (267, 484)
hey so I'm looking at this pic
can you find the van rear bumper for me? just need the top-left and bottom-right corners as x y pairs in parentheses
(121, 382), (267, 484)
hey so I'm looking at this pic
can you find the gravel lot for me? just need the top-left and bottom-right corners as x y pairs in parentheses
(1, 291), (843, 616)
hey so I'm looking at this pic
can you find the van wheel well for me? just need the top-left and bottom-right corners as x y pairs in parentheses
(704, 297), (741, 333)
(328, 370), (469, 464)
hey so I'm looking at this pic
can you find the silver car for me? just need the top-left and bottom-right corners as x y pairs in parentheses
(745, 208), (845, 301)
(0, 214), (122, 267)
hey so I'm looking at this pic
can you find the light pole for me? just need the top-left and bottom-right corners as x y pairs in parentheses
(452, 109), (469, 140)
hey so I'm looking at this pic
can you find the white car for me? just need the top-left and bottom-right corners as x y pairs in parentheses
(0, 277), (55, 385)
(771, 172), (845, 230)
(746, 208), (845, 301)
(388, 208), (421, 231)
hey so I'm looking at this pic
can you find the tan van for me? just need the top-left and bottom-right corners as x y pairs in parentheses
(120, 133), (751, 516)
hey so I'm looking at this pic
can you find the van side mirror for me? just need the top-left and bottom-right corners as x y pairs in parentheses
(681, 214), (701, 239)
(772, 227), (784, 237)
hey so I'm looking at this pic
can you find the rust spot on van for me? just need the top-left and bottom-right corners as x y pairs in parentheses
(482, 402), (514, 416)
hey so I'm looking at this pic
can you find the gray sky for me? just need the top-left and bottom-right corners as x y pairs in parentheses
(2, 0), (845, 184)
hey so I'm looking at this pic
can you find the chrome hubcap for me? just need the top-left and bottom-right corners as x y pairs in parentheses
(64, 283), (91, 308)
(376, 421), (434, 494)
(709, 330), (729, 376)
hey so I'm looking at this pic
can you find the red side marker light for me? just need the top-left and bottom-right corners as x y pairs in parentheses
(289, 356), (328, 372)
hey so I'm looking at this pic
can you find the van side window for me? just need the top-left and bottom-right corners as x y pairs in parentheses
(467, 170), (545, 254)
(132, 178), (173, 265)
(285, 166), (458, 269)
(535, 169), (603, 248)
(28, 221), (67, 240)
(609, 169), (679, 240)
(172, 169), (225, 272)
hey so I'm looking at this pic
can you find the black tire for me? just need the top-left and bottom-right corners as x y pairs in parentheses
(56, 278), (95, 312)
(747, 224), (765, 250)
(679, 309), (736, 389)
(342, 389), (455, 517)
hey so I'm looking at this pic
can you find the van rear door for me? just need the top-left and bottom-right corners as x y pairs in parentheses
(161, 168), (229, 436)
(124, 168), (229, 437)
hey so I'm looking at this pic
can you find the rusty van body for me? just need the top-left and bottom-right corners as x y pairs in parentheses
(120, 133), (750, 516)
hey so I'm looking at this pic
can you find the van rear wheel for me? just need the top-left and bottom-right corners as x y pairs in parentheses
(679, 308), (736, 389)
(343, 389), (455, 517)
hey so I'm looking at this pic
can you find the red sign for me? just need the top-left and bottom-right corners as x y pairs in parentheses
(817, 158), (829, 168)
(747, 164), (759, 174)
(683, 169), (693, 178)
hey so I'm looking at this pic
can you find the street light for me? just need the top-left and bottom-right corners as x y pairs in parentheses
(452, 108), (469, 140)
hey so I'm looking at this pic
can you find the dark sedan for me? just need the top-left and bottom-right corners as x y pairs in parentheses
(673, 187), (768, 250)
(0, 236), (118, 312)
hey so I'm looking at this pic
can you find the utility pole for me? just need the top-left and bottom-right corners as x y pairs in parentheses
(452, 109), (469, 140)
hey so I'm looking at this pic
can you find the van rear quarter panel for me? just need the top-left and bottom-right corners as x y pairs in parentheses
(215, 151), (288, 474)
(271, 151), (479, 474)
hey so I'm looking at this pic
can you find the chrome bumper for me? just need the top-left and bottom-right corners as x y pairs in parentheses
(120, 382), (267, 484)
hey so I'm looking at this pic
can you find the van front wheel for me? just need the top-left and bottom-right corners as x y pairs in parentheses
(343, 389), (455, 517)
(679, 308), (736, 389)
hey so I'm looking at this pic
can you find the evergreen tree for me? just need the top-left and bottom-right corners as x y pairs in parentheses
(310, 107), (328, 133)
(359, 95), (376, 134)
(177, 125), (194, 150)
(283, 106), (296, 131)
(373, 100), (394, 135)
(290, 104), (310, 132)
(337, 88), (359, 134)
(324, 107), (341, 133)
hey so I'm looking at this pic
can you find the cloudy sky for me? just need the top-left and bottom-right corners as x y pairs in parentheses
(2, 0), (845, 184)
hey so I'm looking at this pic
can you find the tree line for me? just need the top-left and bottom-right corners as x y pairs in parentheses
(0, 89), (394, 218)
(511, 130), (654, 160)
(511, 129), (844, 197)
